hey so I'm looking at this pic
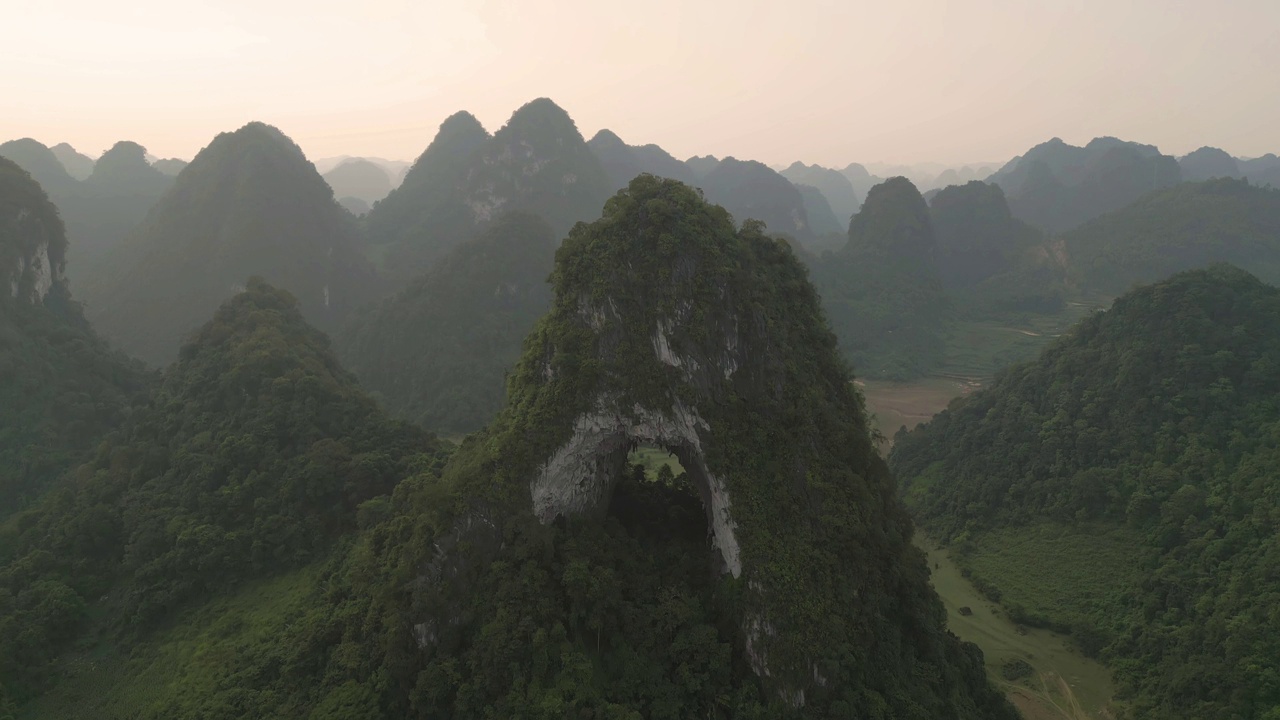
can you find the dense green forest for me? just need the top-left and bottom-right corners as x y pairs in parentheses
(80, 122), (377, 366)
(2, 178), (1015, 719)
(891, 266), (1280, 719)
(337, 211), (556, 434)
(0, 280), (449, 712)
(0, 156), (149, 517)
(1062, 178), (1280, 295)
(328, 175), (1012, 718)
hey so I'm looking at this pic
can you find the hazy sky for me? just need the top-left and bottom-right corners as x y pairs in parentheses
(4, 0), (1278, 167)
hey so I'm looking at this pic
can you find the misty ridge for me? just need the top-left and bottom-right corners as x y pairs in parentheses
(3, 9), (1280, 717)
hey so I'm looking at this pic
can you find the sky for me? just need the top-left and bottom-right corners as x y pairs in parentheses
(3, 0), (1278, 168)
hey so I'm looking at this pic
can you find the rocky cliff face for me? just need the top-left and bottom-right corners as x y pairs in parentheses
(0, 157), (67, 304)
(404, 175), (1014, 717)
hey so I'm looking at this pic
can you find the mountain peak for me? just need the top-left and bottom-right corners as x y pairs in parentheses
(89, 140), (167, 186)
(80, 122), (377, 366)
(0, 138), (76, 193)
(587, 128), (625, 148)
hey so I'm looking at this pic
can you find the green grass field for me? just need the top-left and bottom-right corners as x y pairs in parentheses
(958, 523), (1144, 639)
(918, 535), (1120, 720)
(628, 445), (685, 480)
(940, 303), (1101, 381)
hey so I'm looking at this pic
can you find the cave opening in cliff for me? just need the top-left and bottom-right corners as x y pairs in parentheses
(606, 442), (720, 575)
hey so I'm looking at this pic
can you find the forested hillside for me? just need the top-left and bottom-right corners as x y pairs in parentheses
(1062, 177), (1280, 295)
(0, 156), (149, 517)
(3, 178), (1015, 720)
(891, 266), (1280, 719)
(990, 136), (1182, 233)
(81, 122), (377, 366)
(337, 212), (556, 434)
(0, 280), (448, 710)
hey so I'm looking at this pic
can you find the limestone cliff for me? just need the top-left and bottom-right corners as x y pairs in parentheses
(396, 175), (1015, 717)
(0, 157), (67, 304)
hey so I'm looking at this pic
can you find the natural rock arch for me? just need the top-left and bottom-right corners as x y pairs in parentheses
(413, 175), (1016, 717)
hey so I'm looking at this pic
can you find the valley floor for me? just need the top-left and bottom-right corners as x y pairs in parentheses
(916, 536), (1118, 720)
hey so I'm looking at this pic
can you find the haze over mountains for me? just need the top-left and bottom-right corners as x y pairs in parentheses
(3, 88), (1280, 720)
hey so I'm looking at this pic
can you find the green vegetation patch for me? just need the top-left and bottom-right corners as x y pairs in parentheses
(956, 523), (1143, 647)
(16, 564), (325, 720)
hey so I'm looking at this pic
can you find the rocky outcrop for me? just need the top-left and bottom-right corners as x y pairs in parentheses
(1, 157), (67, 305)
(410, 176), (1013, 717)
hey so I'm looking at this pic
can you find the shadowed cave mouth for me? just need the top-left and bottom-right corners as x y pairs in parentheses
(545, 442), (763, 697)
(596, 442), (720, 575)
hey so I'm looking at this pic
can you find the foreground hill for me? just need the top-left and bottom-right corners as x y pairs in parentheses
(891, 266), (1280, 719)
(989, 136), (1181, 233)
(365, 99), (611, 286)
(81, 122), (378, 366)
(339, 175), (1013, 717)
(0, 280), (448, 710)
(6, 178), (1014, 719)
(1062, 178), (1280, 296)
(0, 157), (148, 517)
(337, 211), (556, 434)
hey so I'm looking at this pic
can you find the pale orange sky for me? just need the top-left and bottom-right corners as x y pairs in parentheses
(3, 0), (1277, 166)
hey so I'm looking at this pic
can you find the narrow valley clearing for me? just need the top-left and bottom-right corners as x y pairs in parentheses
(862, 379), (1117, 719)
(917, 537), (1117, 720)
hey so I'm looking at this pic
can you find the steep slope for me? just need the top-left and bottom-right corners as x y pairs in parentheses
(697, 157), (814, 244)
(814, 177), (950, 378)
(587, 128), (696, 191)
(0, 156), (149, 517)
(365, 99), (611, 286)
(322, 158), (392, 205)
(929, 181), (1063, 314)
(50, 143), (94, 180)
(80, 122), (378, 366)
(334, 175), (1014, 717)
(337, 211), (556, 434)
(989, 136), (1182, 233)
(0, 279), (448, 707)
(780, 161), (860, 224)
(1178, 146), (1242, 181)
(891, 266), (1280, 719)
(793, 182), (844, 236)
(1061, 177), (1280, 295)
